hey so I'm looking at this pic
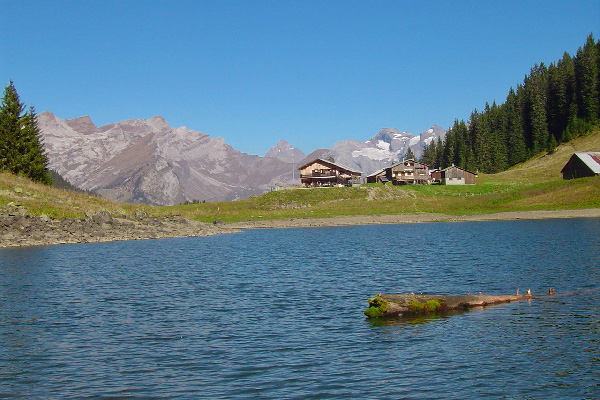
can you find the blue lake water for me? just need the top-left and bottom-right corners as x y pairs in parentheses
(1, 218), (599, 399)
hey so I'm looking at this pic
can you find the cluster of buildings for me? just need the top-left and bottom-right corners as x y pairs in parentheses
(297, 158), (477, 187)
(297, 152), (600, 188)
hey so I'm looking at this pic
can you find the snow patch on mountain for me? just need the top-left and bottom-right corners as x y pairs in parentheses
(352, 147), (394, 161)
(327, 126), (446, 175)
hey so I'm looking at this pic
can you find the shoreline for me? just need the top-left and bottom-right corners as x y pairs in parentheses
(228, 208), (600, 230)
(1, 208), (599, 248)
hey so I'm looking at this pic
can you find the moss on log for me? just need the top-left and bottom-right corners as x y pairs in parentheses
(365, 291), (538, 319)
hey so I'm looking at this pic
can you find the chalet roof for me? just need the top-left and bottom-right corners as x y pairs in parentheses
(389, 159), (429, 168)
(441, 165), (478, 175)
(298, 158), (362, 175)
(366, 168), (387, 178)
(562, 152), (600, 174)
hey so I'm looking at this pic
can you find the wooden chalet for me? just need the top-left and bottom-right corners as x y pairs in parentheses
(439, 165), (477, 185)
(561, 152), (600, 179)
(365, 168), (389, 184)
(299, 158), (362, 187)
(388, 159), (430, 185)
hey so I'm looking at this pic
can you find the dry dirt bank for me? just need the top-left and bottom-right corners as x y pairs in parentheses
(228, 208), (600, 230)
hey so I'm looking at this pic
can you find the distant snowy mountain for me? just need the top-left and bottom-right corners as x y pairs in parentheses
(311, 126), (446, 175)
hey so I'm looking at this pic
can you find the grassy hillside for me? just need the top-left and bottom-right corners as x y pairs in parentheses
(481, 128), (600, 184)
(0, 172), (158, 219)
(1, 129), (599, 222)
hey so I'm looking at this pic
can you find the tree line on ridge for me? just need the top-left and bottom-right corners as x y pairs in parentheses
(421, 34), (600, 173)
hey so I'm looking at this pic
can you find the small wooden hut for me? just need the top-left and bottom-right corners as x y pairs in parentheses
(439, 165), (477, 185)
(561, 152), (600, 179)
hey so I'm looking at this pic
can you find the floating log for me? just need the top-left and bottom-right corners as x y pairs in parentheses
(364, 291), (543, 318)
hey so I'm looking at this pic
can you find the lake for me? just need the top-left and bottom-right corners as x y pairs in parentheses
(1, 218), (599, 399)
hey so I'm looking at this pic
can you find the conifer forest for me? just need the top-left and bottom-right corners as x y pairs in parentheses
(421, 34), (600, 173)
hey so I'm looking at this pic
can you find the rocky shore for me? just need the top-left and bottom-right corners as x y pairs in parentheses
(0, 206), (238, 248)
(2, 206), (599, 248)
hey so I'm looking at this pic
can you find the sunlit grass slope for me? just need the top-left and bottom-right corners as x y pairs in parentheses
(0, 172), (157, 219)
(482, 127), (600, 184)
(1, 128), (598, 222)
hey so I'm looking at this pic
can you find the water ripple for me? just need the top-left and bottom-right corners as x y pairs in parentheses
(1, 218), (599, 399)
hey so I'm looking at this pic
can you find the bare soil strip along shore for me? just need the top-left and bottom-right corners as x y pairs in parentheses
(2, 208), (599, 248)
(228, 208), (600, 230)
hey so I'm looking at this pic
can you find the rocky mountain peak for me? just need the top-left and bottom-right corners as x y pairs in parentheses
(367, 128), (411, 143)
(40, 113), (299, 205)
(265, 139), (306, 163)
(420, 125), (445, 146)
(65, 115), (97, 135)
(148, 115), (171, 131)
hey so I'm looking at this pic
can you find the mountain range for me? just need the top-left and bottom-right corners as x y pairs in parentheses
(38, 112), (445, 205)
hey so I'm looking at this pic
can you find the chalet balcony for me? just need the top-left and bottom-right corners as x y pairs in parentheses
(301, 171), (337, 178)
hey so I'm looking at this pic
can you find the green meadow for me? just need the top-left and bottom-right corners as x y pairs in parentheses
(1, 129), (599, 223)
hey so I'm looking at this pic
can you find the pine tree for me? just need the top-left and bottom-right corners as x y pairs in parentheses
(597, 37), (600, 120)
(574, 34), (599, 124)
(434, 137), (444, 169)
(442, 124), (456, 168)
(20, 106), (52, 184)
(420, 141), (435, 166)
(469, 109), (487, 171)
(452, 120), (472, 170)
(0, 81), (52, 184)
(504, 87), (527, 166)
(492, 101), (509, 171)
(524, 63), (550, 154)
(546, 62), (563, 141)
(405, 147), (415, 160)
(547, 53), (578, 142)
(546, 130), (558, 153)
(0, 81), (25, 170)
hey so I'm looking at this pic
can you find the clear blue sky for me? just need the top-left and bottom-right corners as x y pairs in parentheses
(1, 1), (599, 156)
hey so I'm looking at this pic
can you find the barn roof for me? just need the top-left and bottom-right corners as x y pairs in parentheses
(441, 165), (478, 175)
(566, 152), (600, 174)
(366, 168), (387, 178)
(389, 159), (429, 168)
